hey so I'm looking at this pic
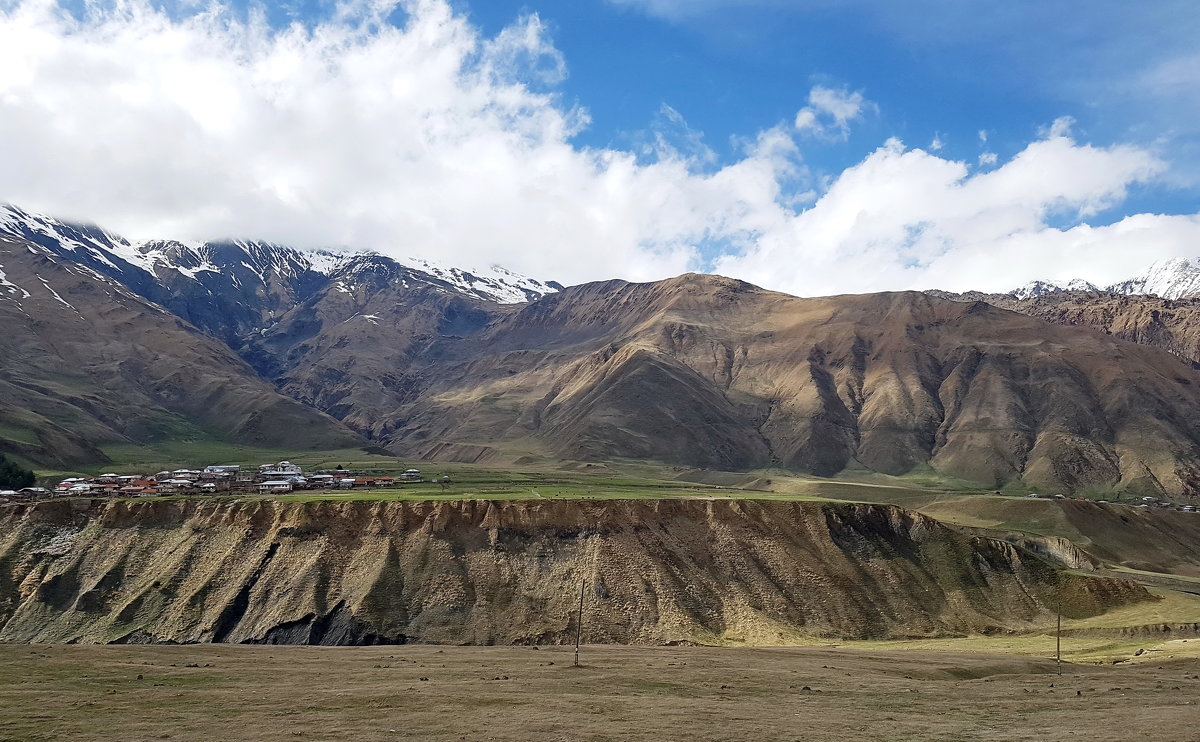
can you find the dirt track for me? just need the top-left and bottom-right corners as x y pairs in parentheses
(2, 644), (1199, 741)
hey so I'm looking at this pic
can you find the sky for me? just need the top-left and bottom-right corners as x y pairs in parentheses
(0, 0), (1197, 296)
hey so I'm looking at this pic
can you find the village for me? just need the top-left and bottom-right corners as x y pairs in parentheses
(0, 461), (444, 502)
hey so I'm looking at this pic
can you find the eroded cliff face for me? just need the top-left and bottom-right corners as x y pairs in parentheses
(0, 499), (1149, 646)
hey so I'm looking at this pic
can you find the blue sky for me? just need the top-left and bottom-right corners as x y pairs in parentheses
(468, 0), (1198, 206)
(1, 0), (1198, 294)
(180, 0), (1200, 203)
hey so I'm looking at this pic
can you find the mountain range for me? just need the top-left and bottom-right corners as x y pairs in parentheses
(4, 205), (1200, 497)
(1006, 258), (1200, 301)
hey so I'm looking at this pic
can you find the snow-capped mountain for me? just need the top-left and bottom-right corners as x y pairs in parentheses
(1106, 258), (1200, 300)
(0, 205), (559, 307)
(1009, 278), (1099, 300)
(1008, 260), (1200, 301)
(0, 203), (562, 362)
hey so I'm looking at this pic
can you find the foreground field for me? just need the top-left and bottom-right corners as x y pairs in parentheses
(2, 643), (1199, 742)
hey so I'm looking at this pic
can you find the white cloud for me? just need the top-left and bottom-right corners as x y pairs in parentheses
(713, 130), (1189, 296)
(1042, 115), (1076, 139)
(930, 135), (944, 152)
(1142, 52), (1200, 98)
(0, 0), (718, 283)
(978, 152), (998, 166)
(794, 85), (872, 140)
(0, 0), (1197, 299)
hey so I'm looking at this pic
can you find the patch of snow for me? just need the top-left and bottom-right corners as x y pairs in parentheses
(304, 247), (375, 275)
(361, 313), (380, 325)
(35, 274), (73, 309)
(239, 261), (265, 284)
(404, 256), (558, 303)
(114, 240), (170, 272)
(0, 264), (31, 299)
(175, 261), (220, 279)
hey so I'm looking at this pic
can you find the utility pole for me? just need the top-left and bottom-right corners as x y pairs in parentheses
(574, 579), (586, 667)
(1056, 592), (1062, 675)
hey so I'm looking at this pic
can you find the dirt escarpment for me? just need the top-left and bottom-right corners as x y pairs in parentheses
(0, 498), (1149, 646)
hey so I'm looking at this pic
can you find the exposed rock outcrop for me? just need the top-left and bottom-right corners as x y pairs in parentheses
(0, 498), (1149, 646)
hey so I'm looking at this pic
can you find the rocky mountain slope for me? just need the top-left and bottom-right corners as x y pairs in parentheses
(0, 231), (363, 467)
(267, 273), (1200, 496)
(0, 498), (1149, 645)
(0, 206), (560, 465)
(0, 206), (560, 347)
(930, 289), (1200, 367)
(966, 257), (1200, 366)
(8, 205), (1200, 496)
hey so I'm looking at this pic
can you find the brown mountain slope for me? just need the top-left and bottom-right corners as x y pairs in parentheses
(0, 234), (363, 466)
(242, 255), (498, 439)
(0, 498), (1148, 645)
(931, 290), (1200, 367)
(253, 273), (1200, 497)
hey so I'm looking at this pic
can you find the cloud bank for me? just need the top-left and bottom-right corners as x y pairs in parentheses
(0, 0), (1197, 295)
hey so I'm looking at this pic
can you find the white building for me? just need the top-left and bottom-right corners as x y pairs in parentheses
(259, 461), (303, 478)
(204, 465), (241, 474)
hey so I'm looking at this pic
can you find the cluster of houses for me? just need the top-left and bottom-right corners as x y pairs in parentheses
(1027, 492), (1197, 513)
(0, 461), (429, 501)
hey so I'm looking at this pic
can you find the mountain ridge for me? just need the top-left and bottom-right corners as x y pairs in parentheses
(1002, 257), (1200, 301)
(6, 205), (1200, 497)
(0, 230), (364, 466)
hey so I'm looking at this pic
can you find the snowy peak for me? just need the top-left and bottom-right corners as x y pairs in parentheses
(1107, 257), (1200, 300)
(310, 250), (558, 304)
(0, 204), (129, 257)
(1064, 278), (1100, 292)
(1004, 259), (1200, 302)
(0, 205), (558, 306)
(0, 204), (140, 275)
(402, 256), (561, 304)
(1008, 278), (1098, 300)
(1010, 280), (1065, 300)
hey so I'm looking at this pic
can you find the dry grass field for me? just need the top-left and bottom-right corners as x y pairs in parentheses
(3, 641), (1200, 742)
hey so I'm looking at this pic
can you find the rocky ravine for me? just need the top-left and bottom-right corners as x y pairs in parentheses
(0, 499), (1148, 646)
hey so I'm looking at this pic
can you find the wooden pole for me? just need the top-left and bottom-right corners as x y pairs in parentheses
(1056, 592), (1062, 674)
(574, 579), (586, 667)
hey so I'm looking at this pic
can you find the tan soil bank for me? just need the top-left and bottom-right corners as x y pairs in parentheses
(0, 498), (1149, 645)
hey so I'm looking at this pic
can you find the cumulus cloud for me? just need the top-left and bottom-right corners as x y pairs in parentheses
(0, 0), (722, 283)
(0, 0), (1197, 297)
(794, 86), (872, 140)
(713, 130), (1185, 296)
